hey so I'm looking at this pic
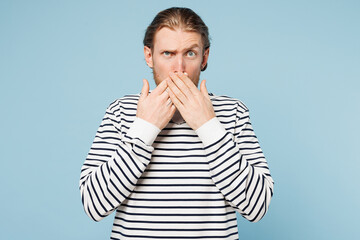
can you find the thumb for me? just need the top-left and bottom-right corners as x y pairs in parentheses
(200, 79), (209, 96)
(140, 79), (149, 99)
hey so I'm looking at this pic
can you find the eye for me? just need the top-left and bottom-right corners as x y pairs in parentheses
(163, 51), (171, 57)
(187, 51), (196, 57)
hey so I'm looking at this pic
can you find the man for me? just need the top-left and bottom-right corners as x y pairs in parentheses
(79, 7), (274, 240)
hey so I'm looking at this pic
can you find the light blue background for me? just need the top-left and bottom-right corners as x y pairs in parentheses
(1, 0), (359, 239)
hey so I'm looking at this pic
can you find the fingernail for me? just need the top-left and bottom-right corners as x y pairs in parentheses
(184, 72), (188, 76)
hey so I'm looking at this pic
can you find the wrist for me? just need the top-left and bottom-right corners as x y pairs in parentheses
(195, 117), (226, 146)
(127, 117), (161, 145)
(194, 113), (216, 130)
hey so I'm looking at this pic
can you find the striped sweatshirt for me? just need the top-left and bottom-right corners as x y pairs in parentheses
(79, 93), (274, 240)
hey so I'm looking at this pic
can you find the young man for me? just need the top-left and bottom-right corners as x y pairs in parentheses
(79, 7), (274, 240)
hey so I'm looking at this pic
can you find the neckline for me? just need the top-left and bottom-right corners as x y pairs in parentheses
(169, 119), (186, 125)
(170, 109), (186, 125)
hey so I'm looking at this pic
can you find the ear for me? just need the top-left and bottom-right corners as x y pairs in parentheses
(201, 47), (210, 70)
(144, 46), (153, 68)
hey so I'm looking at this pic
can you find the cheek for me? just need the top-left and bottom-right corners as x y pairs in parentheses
(187, 57), (202, 68)
(155, 59), (172, 73)
(186, 62), (201, 75)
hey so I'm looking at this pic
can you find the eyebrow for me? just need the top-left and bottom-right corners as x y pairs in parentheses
(183, 44), (201, 51)
(159, 44), (201, 53)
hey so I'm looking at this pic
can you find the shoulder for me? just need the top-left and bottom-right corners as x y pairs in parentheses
(103, 94), (140, 129)
(106, 93), (140, 112)
(208, 93), (249, 114)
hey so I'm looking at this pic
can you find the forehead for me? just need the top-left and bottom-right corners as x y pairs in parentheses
(153, 27), (203, 50)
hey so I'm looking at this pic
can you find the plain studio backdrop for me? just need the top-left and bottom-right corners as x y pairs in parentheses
(1, 0), (359, 239)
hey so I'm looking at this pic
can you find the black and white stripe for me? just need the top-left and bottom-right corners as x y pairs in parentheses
(79, 93), (274, 240)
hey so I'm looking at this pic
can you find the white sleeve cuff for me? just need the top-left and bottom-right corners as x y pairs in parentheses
(195, 117), (227, 146)
(126, 117), (161, 146)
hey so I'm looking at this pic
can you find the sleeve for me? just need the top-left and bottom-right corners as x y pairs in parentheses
(79, 100), (160, 222)
(195, 102), (274, 222)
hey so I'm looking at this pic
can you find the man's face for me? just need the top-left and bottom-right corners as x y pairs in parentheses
(144, 27), (209, 87)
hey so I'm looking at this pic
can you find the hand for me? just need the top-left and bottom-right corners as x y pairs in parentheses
(136, 78), (176, 130)
(167, 72), (216, 130)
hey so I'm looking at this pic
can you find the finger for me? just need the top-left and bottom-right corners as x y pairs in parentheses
(169, 72), (192, 99)
(140, 79), (150, 99)
(167, 77), (187, 104)
(167, 85), (185, 112)
(160, 88), (169, 102)
(168, 104), (176, 118)
(166, 98), (172, 107)
(178, 72), (199, 94)
(200, 79), (209, 97)
(151, 78), (168, 95)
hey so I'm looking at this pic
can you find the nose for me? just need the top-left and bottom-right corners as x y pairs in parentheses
(173, 55), (185, 73)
